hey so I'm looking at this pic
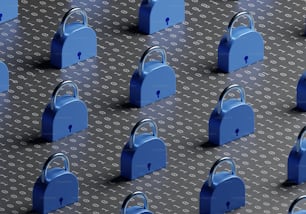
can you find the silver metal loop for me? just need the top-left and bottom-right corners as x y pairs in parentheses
(41, 153), (70, 183)
(217, 84), (246, 115)
(129, 118), (158, 149)
(50, 80), (79, 111)
(208, 157), (236, 187)
(121, 191), (148, 214)
(227, 11), (255, 41)
(60, 7), (88, 37)
(288, 195), (306, 214)
(138, 46), (167, 77)
(296, 126), (306, 153)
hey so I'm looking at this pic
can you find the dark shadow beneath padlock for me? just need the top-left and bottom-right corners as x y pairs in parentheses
(281, 179), (297, 187)
(289, 106), (305, 114)
(109, 176), (131, 184)
(199, 140), (219, 149)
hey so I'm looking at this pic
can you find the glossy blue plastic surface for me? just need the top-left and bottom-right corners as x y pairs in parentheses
(121, 133), (167, 180)
(41, 95), (88, 142)
(0, 61), (9, 92)
(32, 167), (79, 214)
(218, 26), (264, 72)
(138, 0), (185, 34)
(288, 144), (306, 184)
(0, 0), (18, 24)
(209, 99), (255, 146)
(50, 22), (97, 68)
(200, 171), (245, 214)
(125, 206), (153, 214)
(130, 61), (176, 107)
(296, 71), (306, 111)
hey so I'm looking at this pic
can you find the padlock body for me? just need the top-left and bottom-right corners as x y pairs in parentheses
(0, 61), (9, 92)
(296, 71), (306, 111)
(288, 144), (306, 184)
(51, 23), (97, 68)
(121, 133), (167, 180)
(41, 95), (88, 142)
(200, 171), (245, 214)
(0, 0), (18, 24)
(138, 0), (185, 34)
(32, 167), (79, 214)
(130, 61), (176, 107)
(125, 206), (153, 214)
(209, 99), (255, 146)
(218, 26), (264, 73)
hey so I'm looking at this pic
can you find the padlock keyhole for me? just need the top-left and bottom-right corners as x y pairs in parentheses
(156, 90), (160, 98)
(235, 128), (239, 136)
(0, 14), (3, 21)
(226, 201), (230, 210)
(77, 51), (82, 60)
(68, 125), (72, 133)
(166, 17), (170, 25)
(244, 56), (249, 64)
(147, 163), (151, 171)
(59, 197), (63, 205)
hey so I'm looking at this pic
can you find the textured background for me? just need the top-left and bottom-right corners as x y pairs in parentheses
(0, 0), (306, 213)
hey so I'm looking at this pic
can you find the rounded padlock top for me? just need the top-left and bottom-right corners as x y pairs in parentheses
(208, 157), (236, 187)
(296, 126), (306, 153)
(50, 80), (79, 110)
(121, 191), (149, 214)
(217, 84), (246, 115)
(227, 11), (255, 41)
(129, 118), (158, 149)
(288, 195), (306, 214)
(60, 7), (88, 37)
(138, 46), (167, 77)
(41, 153), (70, 183)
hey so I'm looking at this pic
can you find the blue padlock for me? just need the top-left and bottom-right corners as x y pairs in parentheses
(200, 157), (245, 214)
(41, 80), (88, 142)
(32, 153), (79, 214)
(138, 0), (185, 34)
(121, 118), (167, 180)
(121, 191), (153, 214)
(288, 126), (306, 184)
(50, 8), (97, 68)
(296, 71), (306, 111)
(218, 11), (264, 72)
(0, 61), (9, 92)
(0, 0), (18, 24)
(130, 46), (176, 107)
(209, 84), (255, 146)
(289, 196), (306, 214)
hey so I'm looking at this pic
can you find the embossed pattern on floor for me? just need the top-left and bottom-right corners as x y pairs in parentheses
(0, 0), (306, 213)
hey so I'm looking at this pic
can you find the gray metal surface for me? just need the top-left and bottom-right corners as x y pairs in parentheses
(0, 0), (306, 213)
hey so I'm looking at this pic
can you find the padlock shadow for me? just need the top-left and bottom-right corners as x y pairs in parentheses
(32, 59), (53, 70)
(288, 106), (304, 114)
(109, 175), (131, 184)
(21, 136), (49, 148)
(18, 208), (38, 214)
(281, 179), (298, 187)
(125, 24), (140, 35)
(197, 139), (219, 149)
